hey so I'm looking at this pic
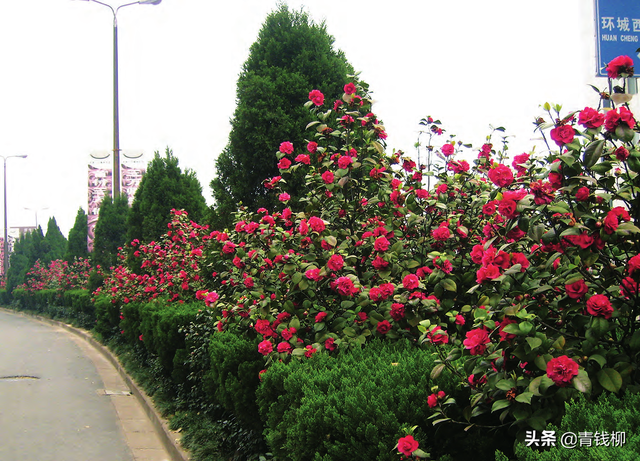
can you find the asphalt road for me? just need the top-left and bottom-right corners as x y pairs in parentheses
(0, 310), (133, 461)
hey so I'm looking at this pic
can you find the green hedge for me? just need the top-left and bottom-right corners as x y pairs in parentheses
(204, 331), (263, 431)
(503, 392), (640, 461)
(256, 339), (459, 461)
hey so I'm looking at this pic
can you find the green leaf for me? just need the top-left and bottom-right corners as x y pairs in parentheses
(289, 317), (301, 330)
(515, 392), (534, 404)
(491, 399), (511, 413)
(430, 363), (446, 380)
(629, 330), (640, 351)
(597, 368), (622, 393)
(590, 161), (612, 174)
(526, 337), (543, 350)
(588, 354), (607, 368)
(441, 278), (457, 292)
(572, 369), (592, 393)
(496, 379), (516, 391)
(583, 139), (604, 168)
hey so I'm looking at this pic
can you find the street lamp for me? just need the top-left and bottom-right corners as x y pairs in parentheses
(76, 0), (161, 198)
(1, 155), (27, 278)
(24, 207), (49, 229)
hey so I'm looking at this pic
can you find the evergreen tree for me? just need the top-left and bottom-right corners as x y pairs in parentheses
(42, 217), (68, 265)
(65, 207), (89, 262)
(6, 227), (45, 292)
(92, 193), (130, 270)
(127, 148), (207, 244)
(210, 4), (354, 229)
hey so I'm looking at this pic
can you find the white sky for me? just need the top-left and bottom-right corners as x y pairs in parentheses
(0, 0), (617, 237)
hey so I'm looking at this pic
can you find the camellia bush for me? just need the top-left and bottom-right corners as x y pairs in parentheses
(17, 258), (93, 293)
(202, 60), (640, 457)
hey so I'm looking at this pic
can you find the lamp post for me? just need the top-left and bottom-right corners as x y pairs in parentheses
(1, 155), (27, 278)
(76, 0), (161, 198)
(24, 207), (49, 229)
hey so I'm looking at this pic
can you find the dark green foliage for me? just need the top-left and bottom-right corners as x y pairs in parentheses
(509, 392), (640, 460)
(7, 227), (45, 292)
(41, 217), (68, 265)
(92, 193), (130, 269)
(0, 289), (10, 305)
(65, 208), (89, 262)
(210, 4), (355, 229)
(94, 292), (121, 339)
(204, 332), (263, 431)
(62, 289), (95, 329)
(127, 148), (207, 244)
(256, 340), (457, 461)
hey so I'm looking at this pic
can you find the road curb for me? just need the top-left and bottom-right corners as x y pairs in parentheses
(1, 308), (190, 461)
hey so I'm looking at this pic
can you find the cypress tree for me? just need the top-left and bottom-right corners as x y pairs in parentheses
(210, 4), (355, 229)
(65, 207), (89, 262)
(92, 194), (130, 270)
(127, 148), (207, 244)
(42, 217), (68, 265)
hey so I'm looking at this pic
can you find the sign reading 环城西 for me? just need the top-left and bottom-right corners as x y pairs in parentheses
(595, 0), (640, 77)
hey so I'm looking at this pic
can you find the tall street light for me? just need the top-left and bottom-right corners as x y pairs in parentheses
(1, 155), (27, 278)
(76, 0), (161, 198)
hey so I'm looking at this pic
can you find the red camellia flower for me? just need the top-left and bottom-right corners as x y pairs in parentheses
(376, 320), (392, 334)
(277, 342), (293, 354)
(324, 337), (336, 351)
(463, 328), (490, 355)
(512, 153), (530, 174)
(604, 206), (631, 234)
(390, 303), (405, 321)
(498, 317), (517, 342)
(606, 55), (634, 78)
(578, 107), (604, 129)
(305, 268), (322, 281)
(277, 157), (291, 170)
(327, 254), (344, 271)
(308, 216), (326, 233)
(550, 125), (575, 147)
(397, 435), (419, 457)
(279, 141), (294, 154)
(337, 155), (353, 169)
(295, 154), (310, 165)
(402, 274), (420, 290)
(441, 143), (454, 156)
(315, 311), (328, 323)
(546, 355), (579, 387)
(432, 226), (451, 241)
(488, 164), (514, 187)
(575, 186), (590, 202)
(255, 319), (271, 337)
(374, 236), (390, 252)
(308, 89), (324, 106)
(278, 192), (290, 202)
(258, 340), (273, 356)
(344, 82), (356, 95)
(333, 276), (358, 296)
(321, 170), (334, 184)
(565, 279), (588, 299)
(604, 106), (636, 132)
(427, 326), (449, 345)
(615, 146), (630, 161)
(586, 294), (613, 319)
(629, 254), (640, 275)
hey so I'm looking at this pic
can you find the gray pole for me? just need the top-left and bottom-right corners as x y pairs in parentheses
(3, 158), (8, 278)
(113, 15), (121, 198)
(1, 155), (27, 279)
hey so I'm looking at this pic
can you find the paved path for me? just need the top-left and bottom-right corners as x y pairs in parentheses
(0, 309), (175, 461)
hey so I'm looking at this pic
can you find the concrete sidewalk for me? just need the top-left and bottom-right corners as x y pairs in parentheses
(0, 308), (189, 461)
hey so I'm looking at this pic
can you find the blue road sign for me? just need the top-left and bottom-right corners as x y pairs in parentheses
(595, 0), (640, 77)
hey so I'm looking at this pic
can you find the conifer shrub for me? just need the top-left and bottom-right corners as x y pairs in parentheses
(256, 339), (458, 461)
(137, 301), (202, 376)
(63, 289), (95, 329)
(94, 292), (121, 339)
(204, 331), (264, 431)
(507, 392), (640, 461)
